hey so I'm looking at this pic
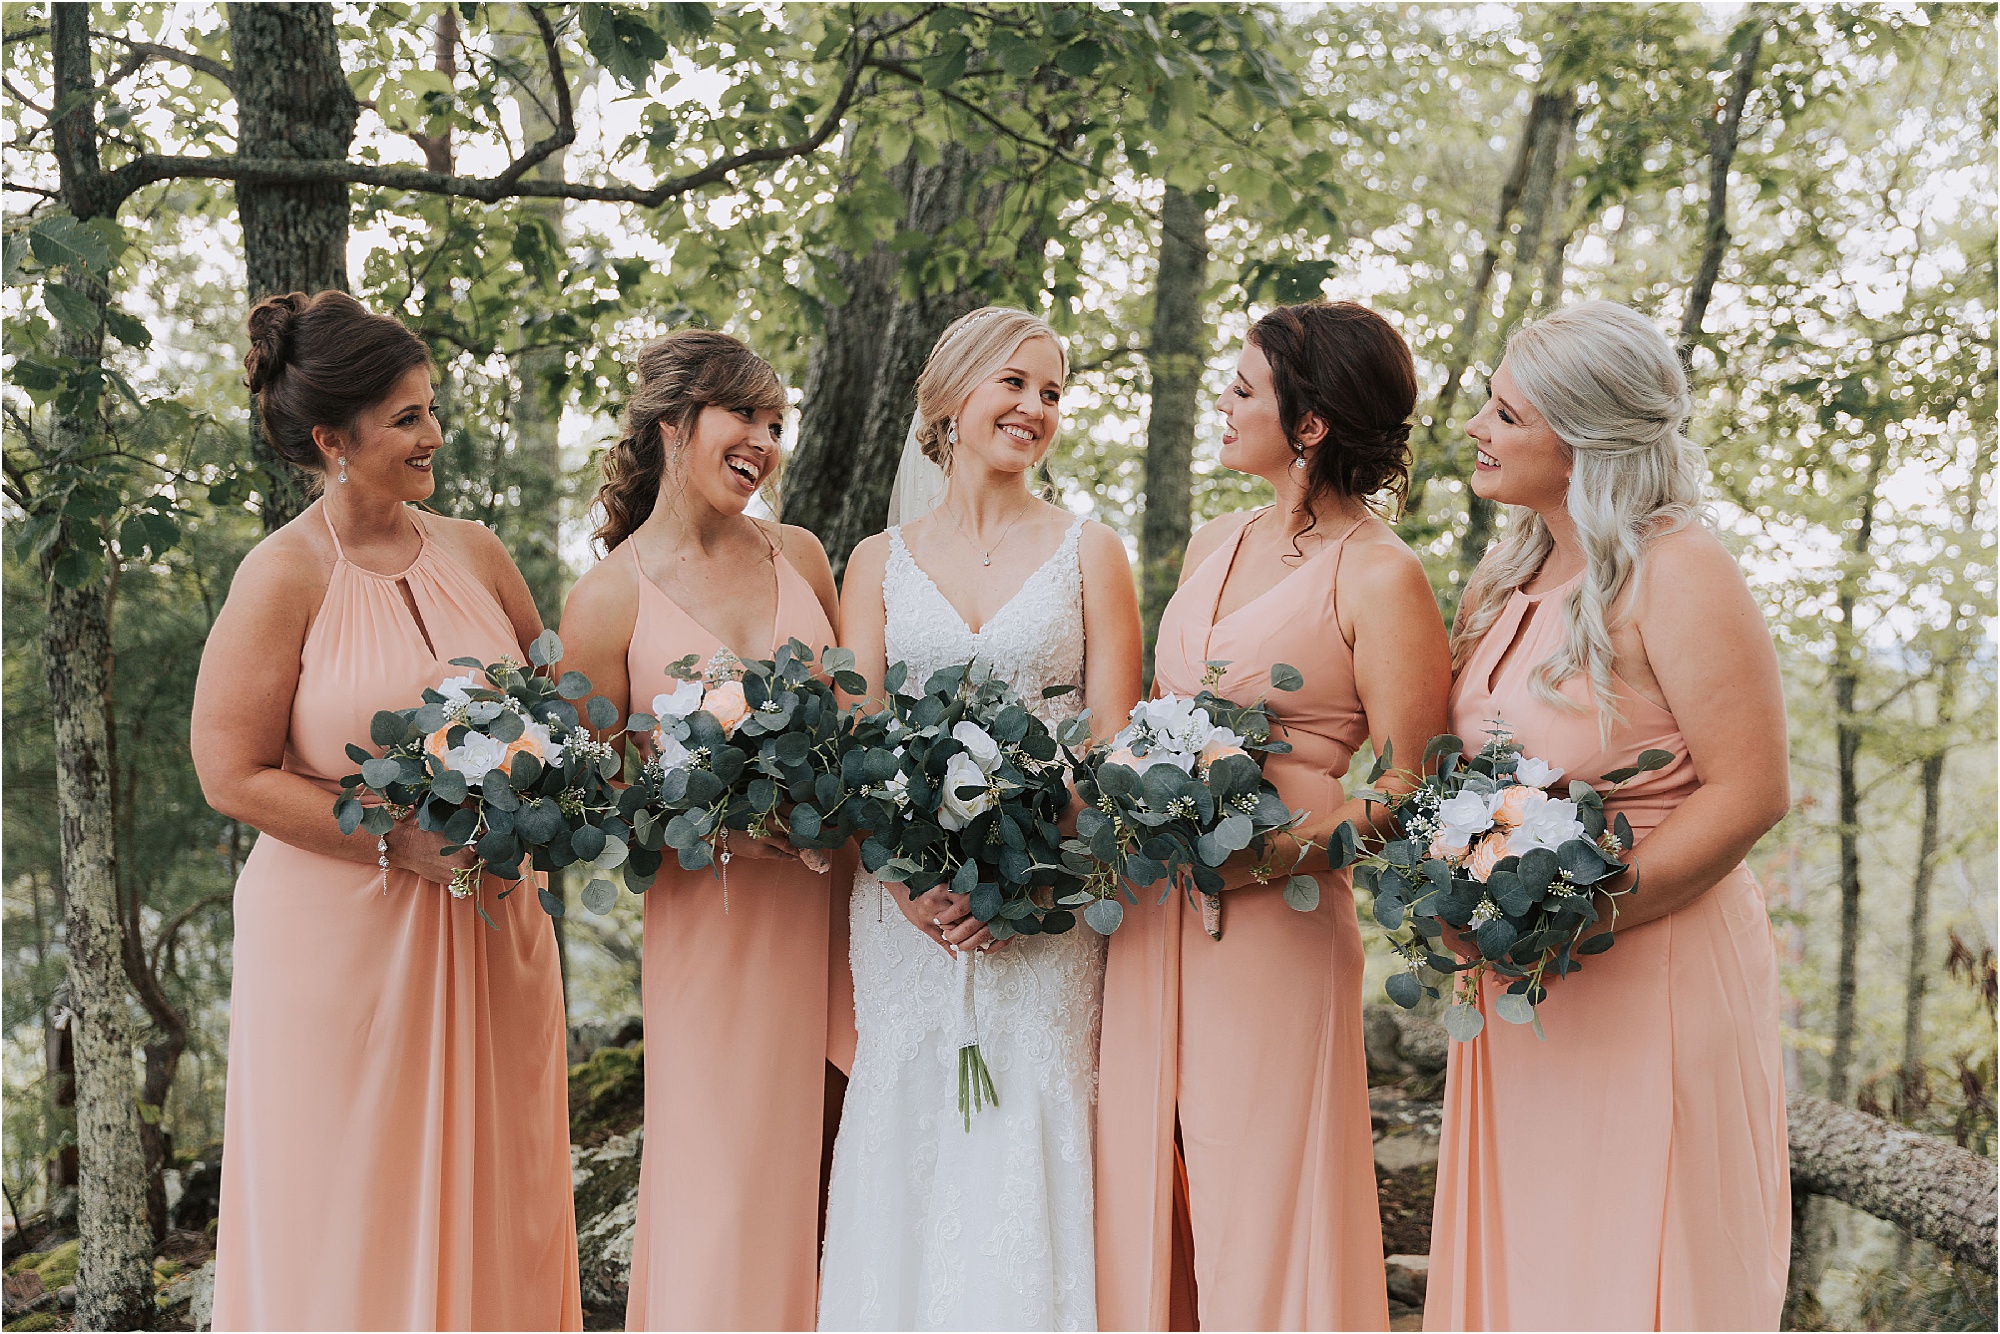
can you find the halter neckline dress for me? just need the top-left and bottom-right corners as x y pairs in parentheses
(213, 504), (580, 1330)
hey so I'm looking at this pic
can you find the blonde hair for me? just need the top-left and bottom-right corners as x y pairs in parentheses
(1450, 300), (1711, 733)
(914, 307), (1068, 470)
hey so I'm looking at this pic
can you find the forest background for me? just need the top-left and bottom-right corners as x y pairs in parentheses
(0, 2), (1993, 1329)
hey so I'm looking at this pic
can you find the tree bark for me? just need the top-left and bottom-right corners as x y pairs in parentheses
(1827, 436), (1890, 1106)
(1788, 1090), (1998, 1272)
(499, 15), (573, 1008)
(1898, 670), (1954, 1115)
(1678, 11), (1767, 359)
(226, 2), (358, 531)
(47, 9), (160, 1324)
(1453, 86), (1577, 587)
(783, 145), (1037, 577)
(1138, 186), (1211, 683)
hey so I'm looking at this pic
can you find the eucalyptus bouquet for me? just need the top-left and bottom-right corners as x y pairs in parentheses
(335, 630), (630, 925)
(623, 640), (870, 899)
(1064, 662), (1349, 941)
(850, 658), (1089, 1125)
(1359, 727), (1669, 1040)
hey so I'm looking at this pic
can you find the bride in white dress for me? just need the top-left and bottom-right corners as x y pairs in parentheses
(820, 307), (1143, 1331)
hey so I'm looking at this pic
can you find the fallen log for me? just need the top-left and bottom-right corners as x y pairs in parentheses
(1364, 1008), (1999, 1272)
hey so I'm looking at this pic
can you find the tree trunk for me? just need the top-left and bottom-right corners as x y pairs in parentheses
(227, 2), (359, 531)
(499, 16), (573, 1008)
(779, 156), (911, 555)
(1452, 86), (1577, 590)
(1898, 670), (1954, 1115)
(1678, 11), (1767, 359)
(1136, 186), (1211, 683)
(783, 145), (1036, 577)
(1826, 436), (1889, 1107)
(47, 10), (160, 1324)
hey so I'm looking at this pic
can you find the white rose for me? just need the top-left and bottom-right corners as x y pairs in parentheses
(436, 673), (480, 704)
(876, 770), (911, 808)
(652, 680), (705, 721)
(1128, 746), (1197, 776)
(1512, 754), (1564, 789)
(1506, 796), (1589, 856)
(1435, 789), (1499, 852)
(520, 718), (564, 768)
(951, 721), (1003, 774)
(651, 731), (693, 771)
(937, 753), (995, 830)
(440, 733), (509, 785)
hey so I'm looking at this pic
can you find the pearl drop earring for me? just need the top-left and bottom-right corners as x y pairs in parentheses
(946, 420), (959, 449)
(337, 455), (349, 484)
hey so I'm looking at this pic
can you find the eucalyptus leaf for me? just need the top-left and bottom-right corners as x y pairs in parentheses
(1442, 1002), (1485, 1042)
(582, 877), (619, 915)
(1083, 897), (1124, 935)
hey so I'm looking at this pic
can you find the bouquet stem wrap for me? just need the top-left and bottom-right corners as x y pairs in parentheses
(955, 949), (997, 1130)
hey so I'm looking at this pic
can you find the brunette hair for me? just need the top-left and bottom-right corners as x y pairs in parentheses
(913, 307), (1068, 469)
(592, 328), (786, 551)
(242, 291), (431, 483)
(1247, 301), (1416, 533)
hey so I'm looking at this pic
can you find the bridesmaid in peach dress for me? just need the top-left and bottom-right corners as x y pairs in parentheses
(1424, 301), (1791, 1330)
(558, 331), (841, 1331)
(192, 292), (580, 1329)
(1097, 302), (1451, 1331)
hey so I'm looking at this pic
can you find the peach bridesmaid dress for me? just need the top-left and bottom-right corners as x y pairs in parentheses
(622, 541), (837, 1332)
(1424, 571), (1790, 1330)
(212, 506), (581, 1330)
(1098, 511), (1389, 1331)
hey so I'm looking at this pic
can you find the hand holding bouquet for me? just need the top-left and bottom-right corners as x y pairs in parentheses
(1358, 726), (1669, 1039)
(336, 629), (624, 925)
(849, 658), (1088, 1124)
(1066, 662), (1336, 940)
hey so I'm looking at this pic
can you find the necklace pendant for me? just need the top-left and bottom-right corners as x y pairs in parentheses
(982, 556), (992, 566)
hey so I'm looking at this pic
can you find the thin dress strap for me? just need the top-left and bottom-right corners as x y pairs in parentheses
(321, 502), (346, 562)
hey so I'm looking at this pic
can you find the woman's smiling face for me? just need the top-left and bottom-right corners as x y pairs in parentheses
(669, 401), (786, 515)
(1465, 356), (1571, 511)
(950, 335), (1064, 475)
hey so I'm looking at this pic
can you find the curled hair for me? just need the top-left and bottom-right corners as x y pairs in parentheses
(1248, 301), (1416, 543)
(592, 329), (787, 551)
(242, 291), (431, 484)
(1450, 299), (1711, 734)
(914, 307), (1068, 470)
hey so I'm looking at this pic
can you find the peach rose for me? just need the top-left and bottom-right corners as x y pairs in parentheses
(1427, 831), (1454, 862)
(1465, 831), (1509, 883)
(1104, 746), (1142, 770)
(1197, 737), (1248, 769)
(702, 680), (751, 735)
(1490, 784), (1547, 832)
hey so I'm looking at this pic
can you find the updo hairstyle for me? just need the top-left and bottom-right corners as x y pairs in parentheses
(1450, 299), (1710, 733)
(242, 290), (431, 482)
(1247, 301), (1416, 524)
(593, 328), (786, 551)
(913, 307), (1068, 471)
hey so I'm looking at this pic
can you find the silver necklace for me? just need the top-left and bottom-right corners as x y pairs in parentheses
(947, 503), (1029, 567)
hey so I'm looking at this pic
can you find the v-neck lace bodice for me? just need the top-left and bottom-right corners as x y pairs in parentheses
(883, 517), (1087, 728)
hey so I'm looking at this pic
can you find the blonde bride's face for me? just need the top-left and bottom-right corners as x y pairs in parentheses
(949, 336), (1064, 476)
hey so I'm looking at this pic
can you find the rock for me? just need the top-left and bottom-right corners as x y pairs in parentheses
(190, 1258), (215, 1330)
(1386, 1253), (1430, 1307)
(3, 1268), (49, 1318)
(55, 1283), (75, 1311)
(573, 1129), (644, 1320)
(568, 1014), (644, 1066)
(1374, 1132), (1439, 1174)
(172, 1158), (223, 1233)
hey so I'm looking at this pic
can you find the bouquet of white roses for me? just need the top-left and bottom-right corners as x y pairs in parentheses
(1359, 726), (1669, 1039)
(849, 658), (1088, 1125)
(336, 630), (625, 925)
(1065, 662), (1349, 941)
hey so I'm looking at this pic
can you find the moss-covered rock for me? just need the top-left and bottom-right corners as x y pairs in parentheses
(572, 1128), (643, 1324)
(5, 1241), (79, 1295)
(570, 1041), (645, 1148)
(3, 1310), (62, 1332)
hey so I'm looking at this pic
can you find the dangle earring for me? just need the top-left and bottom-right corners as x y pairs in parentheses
(337, 454), (350, 484)
(946, 419), (959, 449)
(1290, 445), (1308, 470)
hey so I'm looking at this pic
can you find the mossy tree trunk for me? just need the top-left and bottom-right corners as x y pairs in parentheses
(1138, 185), (1211, 682)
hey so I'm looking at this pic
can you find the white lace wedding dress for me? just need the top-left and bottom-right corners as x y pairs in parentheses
(819, 517), (1105, 1332)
